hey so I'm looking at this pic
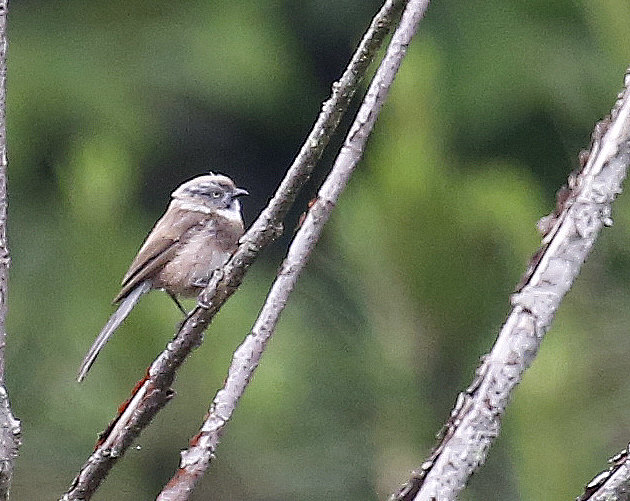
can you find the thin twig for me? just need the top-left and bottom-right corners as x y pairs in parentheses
(390, 68), (630, 501)
(156, 1), (431, 499)
(0, 2), (21, 500)
(62, 2), (408, 499)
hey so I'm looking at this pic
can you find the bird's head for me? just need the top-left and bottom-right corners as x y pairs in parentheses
(171, 173), (249, 216)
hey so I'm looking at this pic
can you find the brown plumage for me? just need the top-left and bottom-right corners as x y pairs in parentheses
(77, 173), (247, 382)
(114, 207), (243, 301)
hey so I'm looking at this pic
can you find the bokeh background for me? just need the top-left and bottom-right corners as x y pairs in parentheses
(6, 0), (630, 499)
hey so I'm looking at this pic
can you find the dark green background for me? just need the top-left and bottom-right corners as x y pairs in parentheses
(6, 1), (630, 499)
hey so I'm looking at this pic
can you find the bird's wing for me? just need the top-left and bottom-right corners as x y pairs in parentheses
(113, 206), (210, 302)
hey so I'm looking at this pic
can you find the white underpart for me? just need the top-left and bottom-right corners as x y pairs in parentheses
(215, 200), (243, 223)
(176, 199), (243, 223)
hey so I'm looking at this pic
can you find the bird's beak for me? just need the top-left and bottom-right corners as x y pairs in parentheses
(233, 187), (249, 197)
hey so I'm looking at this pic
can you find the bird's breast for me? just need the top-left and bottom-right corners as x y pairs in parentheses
(156, 217), (243, 297)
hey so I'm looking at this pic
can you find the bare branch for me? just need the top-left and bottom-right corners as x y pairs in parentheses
(62, 1), (409, 499)
(157, 1), (430, 499)
(577, 444), (630, 500)
(390, 69), (630, 501)
(0, 0), (6, 385)
(0, 2), (21, 500)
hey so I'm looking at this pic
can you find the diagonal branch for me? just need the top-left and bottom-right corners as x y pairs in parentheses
(62, 1), (409, 499)
(390, 69), (630, 501)
(576, 443), (630, 500)
(0, 2), (22, 500)
(156, 1), (431, 499)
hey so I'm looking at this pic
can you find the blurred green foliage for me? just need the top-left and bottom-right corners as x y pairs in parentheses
(5, 0), (630, 499)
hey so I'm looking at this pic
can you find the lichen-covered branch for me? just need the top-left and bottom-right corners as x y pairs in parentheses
(157, 1), (430, 499)
(61, 1), (409, 499)
(390, 69), (630, 501)
(577, 444), (630, 500)
(0, 2), (22, 500)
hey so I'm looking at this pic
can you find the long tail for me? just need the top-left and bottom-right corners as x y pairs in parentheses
(77, 280), (152, 382)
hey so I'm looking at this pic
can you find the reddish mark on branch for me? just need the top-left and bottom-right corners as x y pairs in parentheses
(161, 467), (196, 495)
(296, 197), (319, 231)
(95, 373), (151, 449)
(188, 432), (202, 447)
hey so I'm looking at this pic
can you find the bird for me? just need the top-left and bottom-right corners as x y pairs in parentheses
(77, 173), (248, 382)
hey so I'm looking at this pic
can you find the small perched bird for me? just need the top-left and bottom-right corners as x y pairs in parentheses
(77, 173), (248, 382)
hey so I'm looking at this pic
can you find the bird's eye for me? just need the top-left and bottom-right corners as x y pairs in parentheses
(211, 190), (222, 198)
